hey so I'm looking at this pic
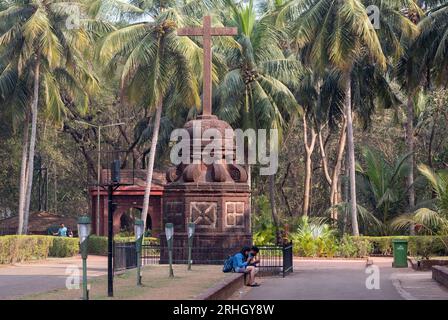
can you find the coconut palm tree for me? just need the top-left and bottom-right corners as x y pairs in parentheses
(395, 1), (447, 233)
(356, 148), (412, 229)
(216, 0), (300, 132)
(416, 0), (448, 85)
(0, 0), (106, 233)
(216, 0), (300, 242)
(99, 0), (216, 231)
(278, 0), (418, 235)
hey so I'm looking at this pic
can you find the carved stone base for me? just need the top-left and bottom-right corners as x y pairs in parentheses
(161, 114), (252, 264)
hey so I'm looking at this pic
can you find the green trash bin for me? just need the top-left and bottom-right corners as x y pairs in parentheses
(392, 239), (408, 268)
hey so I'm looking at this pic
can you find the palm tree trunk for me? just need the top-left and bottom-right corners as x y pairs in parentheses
(23, 56), (41, 234)
(343, 149), (349, 233)
(344, 75), (359, 236)
(302, 115), (317, 216)
(269, 174), (281, 244)
(406, 95), (415, 235)
(329, 118), (347, 220)
(141, 102), (163, 232)
(17, 112), (30, 234)
(318, 127), (332, 186)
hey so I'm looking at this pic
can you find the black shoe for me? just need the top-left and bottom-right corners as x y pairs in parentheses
(248, 283), (260, 287)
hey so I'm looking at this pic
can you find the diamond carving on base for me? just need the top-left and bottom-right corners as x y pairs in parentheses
(190, 202), (217, 229)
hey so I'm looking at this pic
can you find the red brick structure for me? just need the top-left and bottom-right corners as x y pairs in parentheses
(89, 170), (165, 237)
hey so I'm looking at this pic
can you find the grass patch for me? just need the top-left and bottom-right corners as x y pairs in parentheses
(23, 264), (232, 300)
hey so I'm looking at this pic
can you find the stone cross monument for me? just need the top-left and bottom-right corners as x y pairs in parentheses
(177, 15), (237, 117)
(160, 16), (252, 263)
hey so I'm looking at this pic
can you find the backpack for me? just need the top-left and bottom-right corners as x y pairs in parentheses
(222, 255), (234, 273)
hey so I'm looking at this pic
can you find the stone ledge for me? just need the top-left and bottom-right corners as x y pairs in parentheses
(432, 265), (448, 288)
(410, 257), (448, 271)
(195, 272), (246, 300)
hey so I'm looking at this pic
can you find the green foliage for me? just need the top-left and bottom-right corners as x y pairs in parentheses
(252, 195), (277, 245)
(0, 0), (104, 125)
(216, 0), (300, 133)
(49, 237), (79, 257)
(355, 147), (411, 233)
(338, 235), (359, 258)
(289, 216), (337, 257)
(87, 235), (159, 256)
(87, 235), (109, 256)
(352, 236), (448, 258)
(0, 235), (80, 264)
(392, 164), (448, 235)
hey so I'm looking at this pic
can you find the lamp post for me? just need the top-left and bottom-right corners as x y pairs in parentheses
(134, 219), (144, 285)
(77, 216), (91, 300)
(187, 223), (195, 271)
(165, 223), (174, 278)
(74, 120), (125, 235)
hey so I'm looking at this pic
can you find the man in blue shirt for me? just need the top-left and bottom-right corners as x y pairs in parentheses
(54, 223), (67, 237)
(232, 246), (259, 287)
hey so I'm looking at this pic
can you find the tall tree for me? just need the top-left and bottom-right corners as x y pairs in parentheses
(99, 0), (207, 231)
(0, 0), (104, 233)
(395, 1), (448, 232)
(279, 0), (417, 235)
(217, 0), (300, 241)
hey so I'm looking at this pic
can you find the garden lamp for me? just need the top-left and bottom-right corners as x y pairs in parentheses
(77, 216), (91, 300)
(187, 222), (195, 270)
(165, 223), (174, 277)
(134, 219), (144, 285)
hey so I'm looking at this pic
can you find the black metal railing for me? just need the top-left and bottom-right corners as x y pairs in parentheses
(256, 242), (293, 277)
(141, 245), (161, 266)
(113, 242), (137, 272)
(256, 244), (283, 276)
(142, 245), (235, 265)
(138, 242), (294, 277)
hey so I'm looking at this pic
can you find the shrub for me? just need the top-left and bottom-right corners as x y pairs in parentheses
(290, 217), (338, 257)
(293, 232), (316, 256)
(338, 235), (358, 258)
(49, 237), (79, 257)
(0, 235), (80, 264)
(351, 237), (373, 257)
(351, 236), (448, 258)
(87, 235), (109, 255)
(87, 236), (159, 256)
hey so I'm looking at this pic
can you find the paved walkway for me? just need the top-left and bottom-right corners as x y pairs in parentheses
(2, 256), (448, 300)
(237, 257), (448, 300)
(0, 255), (107, 299)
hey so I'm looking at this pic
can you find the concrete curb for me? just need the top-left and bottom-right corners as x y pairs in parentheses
(432, 265), (448, 288)
(195, 273), (246, 300)
(390, 273), (417, 300)
(410, 257), (448, 271)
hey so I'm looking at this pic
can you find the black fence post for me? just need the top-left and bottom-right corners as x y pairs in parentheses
(282, 241), (293, 277)
(107, 184), (114, 297)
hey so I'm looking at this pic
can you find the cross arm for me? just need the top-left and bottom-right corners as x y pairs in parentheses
(210, 27), (238, 36)
(177, 28), (204, 36)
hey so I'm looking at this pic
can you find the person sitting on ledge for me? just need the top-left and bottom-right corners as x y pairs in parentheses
(232, 246), (260, 287)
